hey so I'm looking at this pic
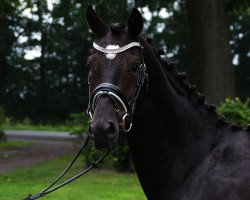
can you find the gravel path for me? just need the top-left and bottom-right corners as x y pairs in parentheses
(0, 130), (79, 174)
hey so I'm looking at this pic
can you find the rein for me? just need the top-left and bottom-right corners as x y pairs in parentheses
(22, 41), (147, 200)
(88, 41), (147, 132)
(22, 135), (111, 200)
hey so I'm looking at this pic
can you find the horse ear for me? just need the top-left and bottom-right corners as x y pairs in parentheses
(128, 8), (143, 38)
(86, 5), (108, 37)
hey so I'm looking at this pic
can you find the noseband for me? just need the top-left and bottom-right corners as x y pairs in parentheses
(88, 41), (147, 132)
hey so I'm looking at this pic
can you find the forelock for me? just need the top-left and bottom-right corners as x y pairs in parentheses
(110, 23), (126, 35)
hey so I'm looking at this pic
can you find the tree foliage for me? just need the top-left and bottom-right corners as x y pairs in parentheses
(218, 97), (250, 127)
(0, 0), (249, 122)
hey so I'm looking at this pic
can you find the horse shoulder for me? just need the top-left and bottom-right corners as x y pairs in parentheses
(185, 130), (250, 200)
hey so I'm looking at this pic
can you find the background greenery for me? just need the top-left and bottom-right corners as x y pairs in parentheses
(219, 97), (250, 127)
(0, 0), (249, 173)
(0, 0), (249, 123)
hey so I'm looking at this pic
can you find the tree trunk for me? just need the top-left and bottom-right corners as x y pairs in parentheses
(186, 0), (235, 105)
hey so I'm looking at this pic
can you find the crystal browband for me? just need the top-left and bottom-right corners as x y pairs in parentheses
(93, 42), (141, 54)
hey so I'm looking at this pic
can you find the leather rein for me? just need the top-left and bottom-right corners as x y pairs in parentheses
(22, 135), (110, 200)
(21, 40), (147, 200)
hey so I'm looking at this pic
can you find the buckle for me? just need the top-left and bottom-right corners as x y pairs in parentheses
(120, 114), (133, 133)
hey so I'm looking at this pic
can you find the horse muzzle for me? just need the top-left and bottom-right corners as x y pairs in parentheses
(89, 118), (119, 150)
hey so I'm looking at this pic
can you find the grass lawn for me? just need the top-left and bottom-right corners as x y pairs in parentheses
(0, 155), (146, 200)
(0, 141), (35, 151)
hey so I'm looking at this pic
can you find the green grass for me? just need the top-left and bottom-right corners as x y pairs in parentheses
(0, 155), (146, 200)
(0, 141), (35, 151)
(2, 122), (71, 131)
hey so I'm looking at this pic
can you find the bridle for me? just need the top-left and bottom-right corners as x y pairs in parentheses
(21, 40), (147, 200)
(88, 41), (148, 132)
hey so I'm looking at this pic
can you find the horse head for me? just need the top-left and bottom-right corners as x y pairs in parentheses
(86, 5), (146, 150)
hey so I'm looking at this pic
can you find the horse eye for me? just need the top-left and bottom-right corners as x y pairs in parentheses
(130, 64), (139, 72)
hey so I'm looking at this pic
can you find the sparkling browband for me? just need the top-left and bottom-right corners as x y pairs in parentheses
(93, 42), (141, 54)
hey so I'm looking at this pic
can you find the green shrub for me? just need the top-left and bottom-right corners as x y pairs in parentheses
(82, 142), (107, 166)
(68, 112), (90, 140)
(0, 130), (7, 143)
(68, 112), (105, 166)
(79, 138), (133, 171)
(112, 139), (134, 172)
(218, 97), (250, 127)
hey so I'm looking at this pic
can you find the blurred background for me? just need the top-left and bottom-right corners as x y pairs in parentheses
(0, 0), (249, 124)
(0, 0), (249, 199)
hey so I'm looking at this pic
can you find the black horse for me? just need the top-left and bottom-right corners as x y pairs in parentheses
(86, 6), (250, 200)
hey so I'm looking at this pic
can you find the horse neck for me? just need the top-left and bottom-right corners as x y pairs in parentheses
(127, 53), (223, 199)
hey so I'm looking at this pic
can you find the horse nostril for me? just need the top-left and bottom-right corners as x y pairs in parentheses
(90, 121), (116, 134)
(90, 120), (118, 149)
(105, 121), (115, 135)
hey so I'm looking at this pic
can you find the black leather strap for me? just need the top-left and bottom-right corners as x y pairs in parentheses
(90, 83), (131, 114)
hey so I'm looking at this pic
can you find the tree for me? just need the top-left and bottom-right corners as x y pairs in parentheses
(2, 0), (132, 122)
(0, 0), (21, 105)
(227, 0), (250, 100)
(1, 0), (249, 122)
(135, 1), (197, 83)
(186, 0), (235, 105)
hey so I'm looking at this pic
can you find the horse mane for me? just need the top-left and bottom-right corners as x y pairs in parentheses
(110, 23), (126, 35)
(144, 37), (247, 132)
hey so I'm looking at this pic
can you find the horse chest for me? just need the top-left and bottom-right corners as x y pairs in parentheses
(171, 146), (250, 200)
(147, 136), (250, 200)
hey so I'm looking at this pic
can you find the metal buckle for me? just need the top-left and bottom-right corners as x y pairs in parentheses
(120, 114), (132, 133)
